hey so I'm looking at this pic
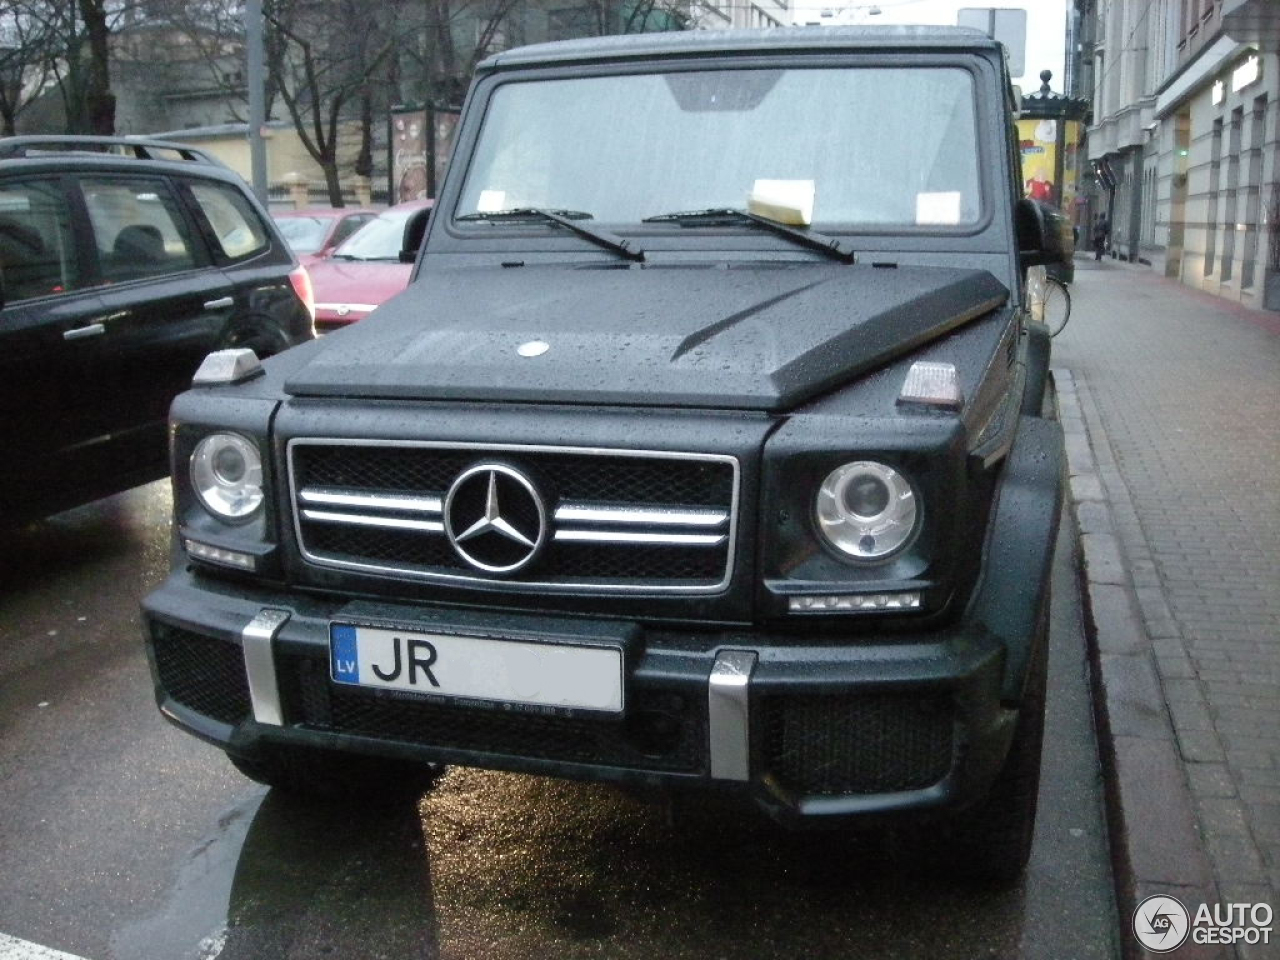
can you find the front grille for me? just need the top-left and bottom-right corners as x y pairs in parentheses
(762, 693), (954, 796)
(278, 652), (703, 773)
(150, 624), (250, 726)
(289, 441), (738, 591)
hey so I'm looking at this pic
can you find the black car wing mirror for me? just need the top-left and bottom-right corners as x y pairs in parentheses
(399, 207), (432, 264)
(1015, 197), (1071, 268)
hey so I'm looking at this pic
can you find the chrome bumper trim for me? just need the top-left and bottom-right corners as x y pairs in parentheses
(242, 609), (291, 726)
(708, 649), (757, 781)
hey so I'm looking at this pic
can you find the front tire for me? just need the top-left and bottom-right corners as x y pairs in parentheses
(228, 743), (446, 803)
(939, 602), (1049, 883)
(904, 598), (1049, 885)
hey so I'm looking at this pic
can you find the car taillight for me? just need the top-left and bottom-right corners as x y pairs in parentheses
(289, 265), (315, 323)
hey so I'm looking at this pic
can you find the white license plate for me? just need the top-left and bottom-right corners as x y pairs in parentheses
(329, 623), (624, 713)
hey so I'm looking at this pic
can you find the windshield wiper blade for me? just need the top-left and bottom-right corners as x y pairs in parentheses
(642, 208), (856, 264)
(456, 207), (644, 262)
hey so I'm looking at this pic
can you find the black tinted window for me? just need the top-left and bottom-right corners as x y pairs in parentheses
(81, 176), (198, 282)
(189, 181), (269, 260)
(0, 178), (80, 302)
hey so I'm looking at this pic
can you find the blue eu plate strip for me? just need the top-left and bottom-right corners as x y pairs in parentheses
(331, 625), (359, 684)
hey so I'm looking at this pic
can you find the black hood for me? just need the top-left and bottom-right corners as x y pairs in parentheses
(285, 263), (1008, 412)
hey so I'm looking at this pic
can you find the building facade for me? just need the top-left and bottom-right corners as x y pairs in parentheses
(1086, 0), (1280, 311)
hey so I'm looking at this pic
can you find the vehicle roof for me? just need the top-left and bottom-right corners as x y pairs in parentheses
(273, 206), (377, 217)
(0, 151), (249, 186)
(481, 25), (999, 71)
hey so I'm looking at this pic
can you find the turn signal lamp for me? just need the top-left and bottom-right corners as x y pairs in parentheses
(898, 361), (962, 410)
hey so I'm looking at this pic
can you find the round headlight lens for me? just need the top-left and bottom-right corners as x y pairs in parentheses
(815, 461), (917, 561)
(191, 433), (264, 521)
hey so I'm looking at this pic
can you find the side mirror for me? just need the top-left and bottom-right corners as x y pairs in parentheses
(1015, 198), (1072, 268)
(399, 207), (432, 264)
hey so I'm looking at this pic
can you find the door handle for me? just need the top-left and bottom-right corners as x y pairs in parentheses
(63, 323), (105, 341)
(203, 296), (235, 310)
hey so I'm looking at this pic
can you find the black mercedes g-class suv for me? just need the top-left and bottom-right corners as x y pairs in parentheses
(143, 27), (1066, 881)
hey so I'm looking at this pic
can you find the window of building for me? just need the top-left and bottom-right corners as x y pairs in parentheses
(547, 5), (596, 41)
(1241, 95), (1266, 289)
(1221, 106), (1243, 281)
(1205, 118), (1222, 275)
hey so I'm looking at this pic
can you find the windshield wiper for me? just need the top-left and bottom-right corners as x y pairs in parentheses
(456, 207), (644, 262)
(642, 208), (856, 264)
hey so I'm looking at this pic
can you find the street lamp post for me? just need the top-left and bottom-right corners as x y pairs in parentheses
(246, 0), (268, 205)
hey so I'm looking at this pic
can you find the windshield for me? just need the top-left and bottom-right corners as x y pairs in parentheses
(458, 67), (982, 229)
(335, 209), (414, 260)
(273, 215), (333, 254)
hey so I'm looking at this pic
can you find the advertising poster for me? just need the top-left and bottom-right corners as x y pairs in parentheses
(1060, 119), (1082, 218)
(1018, 116), (1058, 205)
(391, 108), (428, 202)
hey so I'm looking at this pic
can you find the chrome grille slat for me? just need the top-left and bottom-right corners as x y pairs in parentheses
(289, 441), (739, 594)
(554, 502), (729, 528)
(299, 487), (442, 514)
(300, 509), (445, 533)
(553, 529), (727, 546)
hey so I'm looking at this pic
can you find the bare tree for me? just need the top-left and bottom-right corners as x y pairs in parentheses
(410, 0), (690, 108)
(0, 1), (57, 134)
(264, 0), (411, 205)
(416, 0), (520, 105)
(77, 0), (112, 132)
(5, 0), (133, 134)
(145, 0), (255, 122)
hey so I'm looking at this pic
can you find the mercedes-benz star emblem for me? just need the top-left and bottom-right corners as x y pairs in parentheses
(443, 463), (547, 574)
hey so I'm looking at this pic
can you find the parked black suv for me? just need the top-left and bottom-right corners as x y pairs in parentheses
(0, 136), (314, 522)
(143, 29), (1066, 881)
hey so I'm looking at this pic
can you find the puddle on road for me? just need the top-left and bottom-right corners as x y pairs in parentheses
(112, 785), (437, 960)
(112, 789), (263, 960)
(421, 770), (1026, 960)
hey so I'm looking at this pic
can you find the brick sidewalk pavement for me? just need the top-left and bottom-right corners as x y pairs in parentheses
(1053, 259), (1279, 953)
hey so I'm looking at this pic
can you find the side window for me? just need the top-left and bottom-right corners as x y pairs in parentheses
(188, 181), (269, 260)
(81, 177), (197, 283)
(331, 214), (372, 248)
(0, 178), (79, 303)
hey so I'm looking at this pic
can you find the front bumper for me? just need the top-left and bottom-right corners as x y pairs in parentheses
(143, 570), (1021, 824)
(144, 414), (1062, 825)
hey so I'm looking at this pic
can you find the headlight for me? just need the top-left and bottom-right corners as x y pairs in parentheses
(815, 461), (917, 561)
(190, 433), (264, 521)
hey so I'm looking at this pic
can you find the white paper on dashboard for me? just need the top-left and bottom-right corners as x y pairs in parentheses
(916, 191), (962, 225)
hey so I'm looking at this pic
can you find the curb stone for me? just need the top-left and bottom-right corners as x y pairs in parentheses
(1053, 368), (1229, 960)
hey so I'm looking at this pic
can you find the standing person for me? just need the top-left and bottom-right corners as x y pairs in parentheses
(1092, 213), (1109, 261)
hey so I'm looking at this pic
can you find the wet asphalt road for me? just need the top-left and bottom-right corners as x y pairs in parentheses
(0, 481), (1120, 960)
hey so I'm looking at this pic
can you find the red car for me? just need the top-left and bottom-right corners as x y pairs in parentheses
(307, 200), (432, 330)
(272, 206), (378, 266)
